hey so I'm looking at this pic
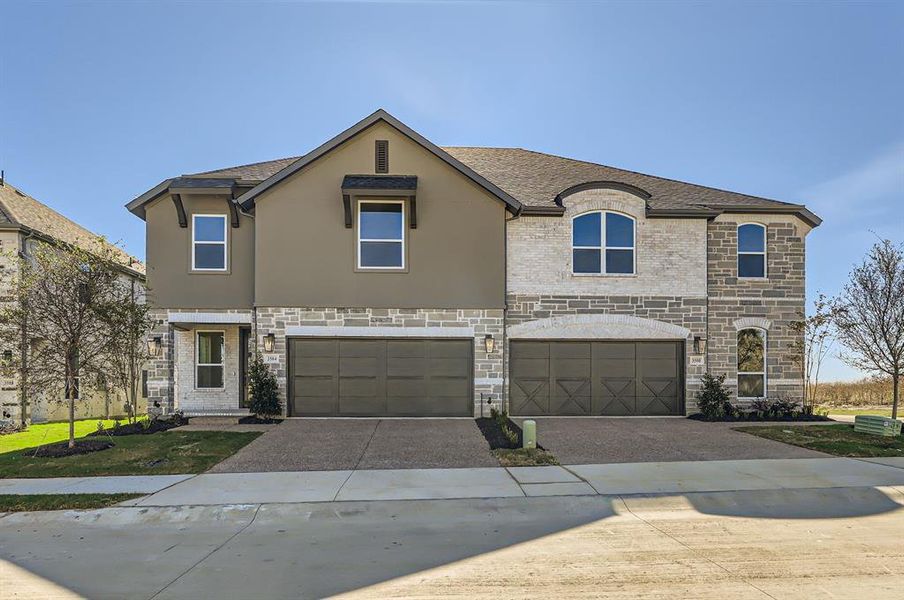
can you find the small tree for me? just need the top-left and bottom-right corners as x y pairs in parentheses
(102, 279), (153, 424)
(247, 353), (281, 418)
(832, 239), (904, 419)
(0, 240), (123, 448)
(694, 373), (734, 420)
(788, 293), (836, 410)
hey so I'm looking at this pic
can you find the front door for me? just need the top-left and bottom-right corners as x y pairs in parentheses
(239, 327), (252, 408)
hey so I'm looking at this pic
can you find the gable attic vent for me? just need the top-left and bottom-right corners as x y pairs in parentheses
(375, 140), (389, 173)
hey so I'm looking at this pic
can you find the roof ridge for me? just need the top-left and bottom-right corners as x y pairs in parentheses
(187, 155), (302, 177)
(504, 147), (801, 208)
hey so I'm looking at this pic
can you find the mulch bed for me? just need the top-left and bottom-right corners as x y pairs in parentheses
(476, 417), (521, 450)
(238, 416), (284, 425)
(32, 439), (114, 458)
(476, 416), (547, 451)
(688, 413), (831, 423)
(89, 416), (187, 437)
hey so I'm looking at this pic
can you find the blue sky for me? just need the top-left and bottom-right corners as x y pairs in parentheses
(2, 1), (902, 381)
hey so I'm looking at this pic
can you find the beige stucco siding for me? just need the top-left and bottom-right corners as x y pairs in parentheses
(254, 122), (506, 308)
(145, 194), (254, 308)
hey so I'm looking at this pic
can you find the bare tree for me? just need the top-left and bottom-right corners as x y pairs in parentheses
(101, 279), (153, 424)
(832, 239), (904, 419)
(788, 293), (836, 409)
(0, 240), (123, 448)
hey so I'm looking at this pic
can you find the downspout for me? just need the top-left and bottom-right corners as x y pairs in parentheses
(502, 208), (523, 414)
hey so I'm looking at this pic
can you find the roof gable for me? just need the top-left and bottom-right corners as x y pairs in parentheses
(233, 109), (523, 214)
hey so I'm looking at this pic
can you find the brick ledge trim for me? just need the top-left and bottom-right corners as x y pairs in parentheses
(284, 325), (475, 338)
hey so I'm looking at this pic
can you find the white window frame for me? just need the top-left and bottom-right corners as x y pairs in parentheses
(192, 214), (228, 272)
(737, 223), (767, 279)
(571, 210), (636, 276)
(195, 330), (225, 390)
(737, 327), (767, 399)
(357, 199), (405, 270)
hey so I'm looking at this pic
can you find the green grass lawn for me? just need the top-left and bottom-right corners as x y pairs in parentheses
(0, 493), (143, 512)
(0, 431), (261, 478)
(823, 407), (895, 417)
(736, 423), (904, 457)
(0, 418), (146, 454)
(493, 448), (560, 467)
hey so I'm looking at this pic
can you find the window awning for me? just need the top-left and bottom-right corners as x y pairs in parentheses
(341, 175), (417, 192)
(168, 311), (252, 330)
(341, 175), (419, 229)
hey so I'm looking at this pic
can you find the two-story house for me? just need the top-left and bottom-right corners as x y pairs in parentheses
(127, 110), (820, 419)
(1, 180), (146, 424)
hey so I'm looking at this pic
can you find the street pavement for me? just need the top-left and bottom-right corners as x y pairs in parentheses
(2, 486), (903, 599)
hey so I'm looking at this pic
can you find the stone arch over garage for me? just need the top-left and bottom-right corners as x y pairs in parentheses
(507, 313), (692, 340)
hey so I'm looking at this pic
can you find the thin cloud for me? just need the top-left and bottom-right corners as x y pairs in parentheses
(801, 142), (904, 220)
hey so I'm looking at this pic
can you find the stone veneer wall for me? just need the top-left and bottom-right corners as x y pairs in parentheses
(707, 215), (807, 402)
(0, 231), (20, 422)
(506, 294), (707, 413)
(255, 307), (505, 417)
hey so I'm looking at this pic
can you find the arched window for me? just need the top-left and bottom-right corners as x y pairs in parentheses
(572, 211), (635, 274)
(737, 328), (766, 398)
(738, 223), (766, 278)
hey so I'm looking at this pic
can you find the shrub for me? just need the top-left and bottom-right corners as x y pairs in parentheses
(695, 373), (734, 420)
(749, 397), (801, 419)
(248, 353), (282, 418)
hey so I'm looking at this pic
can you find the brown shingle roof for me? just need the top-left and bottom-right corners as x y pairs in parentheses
(443, 147), (803, 212)
(188, 146), (814, 219)
(0, 182), (145, 275)
(189, 156), (301, 181)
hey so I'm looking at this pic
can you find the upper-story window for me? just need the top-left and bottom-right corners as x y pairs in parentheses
(738, 223), (766, 278)
(358, 200), (404, 269)
(572, 211), (635, 275)
(192, 215), (228, 271)
(737, 327), (766, 398)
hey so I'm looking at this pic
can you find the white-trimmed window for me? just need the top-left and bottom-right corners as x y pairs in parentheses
(738, 223), (766, 278)
(196, 331), (225, 389)
(358, 200), (404, 269)
(737, 328), (766, 398)
(192, 215), (228, 271)
(572, 211), (635, 274)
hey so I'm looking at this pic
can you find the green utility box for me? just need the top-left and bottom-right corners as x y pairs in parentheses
(854, 415), (902, 437)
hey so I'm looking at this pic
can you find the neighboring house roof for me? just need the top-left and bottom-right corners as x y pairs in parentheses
(128, 109), (821, 227)
(0, 181), (145, 276)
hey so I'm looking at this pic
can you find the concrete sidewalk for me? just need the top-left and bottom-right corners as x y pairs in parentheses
(3, 457), (904, 505)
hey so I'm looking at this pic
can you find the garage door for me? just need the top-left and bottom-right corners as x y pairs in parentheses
(509, 341), (683, 416)
(288, 338), (473, 416)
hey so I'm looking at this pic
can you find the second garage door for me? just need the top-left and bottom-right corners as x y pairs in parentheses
(288, 338), (473, 417)
(510, 341), (684, 416)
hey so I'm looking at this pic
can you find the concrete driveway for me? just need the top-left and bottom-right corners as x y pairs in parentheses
(208, 418), (498, 472)
(513, 417), (830, 464)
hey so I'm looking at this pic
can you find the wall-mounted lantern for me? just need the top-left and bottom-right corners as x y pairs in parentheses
(693, 336), (707, 355)
(263, 333), (276, 353)
(484, 334), (495, 354)
(147, 336), (162, 358)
